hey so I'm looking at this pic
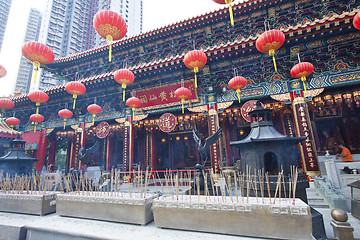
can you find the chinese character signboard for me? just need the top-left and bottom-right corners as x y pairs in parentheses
(96, 121), (110, 139)
(158, 113), (177, 133)
(291, 93), (320, 179)
(136, 81), (197, 109)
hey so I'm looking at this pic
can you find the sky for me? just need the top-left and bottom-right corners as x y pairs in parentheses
(0, 0), (240, 97)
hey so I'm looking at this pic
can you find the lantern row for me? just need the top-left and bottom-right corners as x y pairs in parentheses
(2, 9), (360, 130)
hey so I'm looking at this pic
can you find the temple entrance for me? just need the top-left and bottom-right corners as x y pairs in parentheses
(264, 152), (278, 175)
(154, 131), (198, 171)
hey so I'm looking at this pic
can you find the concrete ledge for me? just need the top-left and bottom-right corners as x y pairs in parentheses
(0, 212), (45, 240)
(314, 177), (349, 212)
(56, 192), (156, 225)
(152, 196), (312, 240)
(0, 192), (56, 216)
(22, 214), (266, 240)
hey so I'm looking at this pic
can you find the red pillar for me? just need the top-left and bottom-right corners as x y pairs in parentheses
(106, 136), (111, 170)
(290, 88), (321, 180)
(207, 101), (221, 177)
(35, 129), (48, 172)
(123, 115), (134, 173)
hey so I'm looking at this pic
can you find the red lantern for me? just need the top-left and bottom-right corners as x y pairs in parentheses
(114, 69), (135, 101)
(126, 97), (141, 119)
(28, 90), (49, 115)
(0, 65), (7, 78)
(65, 81), (86, 110)
(58, 109), (73, 129)
(93, 10), (127, 62)
(228, 76), (247, 103)
(184, 50), (207, 88)
(256, 29), (285, 72)
(290, 62), (314, 94)
(5, 117), (20, 134)
(30, 113), (44, 132)
(353, 11), (360, 30)
(212, 0), (235, 26)
(87, 104), (102, 125)
(0, 98), (14, 119)
(175, 87), (192, 114)
(21, 41), (54, 83)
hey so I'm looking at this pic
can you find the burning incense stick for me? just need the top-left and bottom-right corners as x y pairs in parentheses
(234, 172), (238, 203)
(254, 169), (258, 203)
(265, 172), (271, 203)
(292, 167), (298, 205)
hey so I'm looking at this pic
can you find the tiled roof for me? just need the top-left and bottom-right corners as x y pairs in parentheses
(11, 9), (358, 102)
(0, 121), (19, 137)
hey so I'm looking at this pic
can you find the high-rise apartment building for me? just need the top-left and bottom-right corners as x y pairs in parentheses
(35, 0), (143, 90)
(0, 0), (12, 53)
(14, 8), (42, 94)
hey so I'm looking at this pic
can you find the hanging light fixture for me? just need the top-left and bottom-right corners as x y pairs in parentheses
(126, 96), (142, 119)
(58, 109), (73, 129)
(114, 69), (135, 101)
(30, 114), (44, 132)
(65, 81), (86, 110)
(28, 90), (49, 116)
(21, 41), (54, 83)
(5, 117), (20, 134)
(256, 29), (285, 72)
(93, 10), (127, 62)
(87, 104), (102, 126)
(184, 50), (207, 88)
(175, 87), (192, 114)
(228, 76), (247, 103)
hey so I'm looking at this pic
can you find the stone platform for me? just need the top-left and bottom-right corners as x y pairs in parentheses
(0, 212), (273, 240)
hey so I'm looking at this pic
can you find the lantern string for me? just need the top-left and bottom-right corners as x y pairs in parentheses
(297, 53), (301, 63)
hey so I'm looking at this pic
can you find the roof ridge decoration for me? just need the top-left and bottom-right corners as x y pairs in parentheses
(11, 9), (357, 102)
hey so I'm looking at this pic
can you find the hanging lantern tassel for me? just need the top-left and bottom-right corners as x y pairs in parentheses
(225, 0), (234, 26)
(92, 114), (96, 126)
(181, 99), (185, 114)
(73, 94), (77, 109)
(1, 110), (4, 122)
(269, 49), (277, 72)
(122, 83), (127, 101)
(10, 125), (14, 134)
(34, 123), (37, 133)
(33, 61), (40, 83)
(236, 89), (241, 103)
(301, 76), (307, 94)
(193, 67), (199, 88)
(36, 102), (40, 115)
(63, 119), (67, 130)
(106, 35), (113, 62)
(132, 108), (135, 119)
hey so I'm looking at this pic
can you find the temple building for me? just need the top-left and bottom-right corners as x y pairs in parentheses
(5, 0), (360, 179)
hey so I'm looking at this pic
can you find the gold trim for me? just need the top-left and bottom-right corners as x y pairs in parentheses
(292, 97), (306, 104)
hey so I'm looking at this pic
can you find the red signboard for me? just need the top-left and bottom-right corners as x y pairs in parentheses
(158, 113), (177, 132)
(241, 100), (264, 122)
(96, 121), (110, 139)
(135, 81), (197, 109)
